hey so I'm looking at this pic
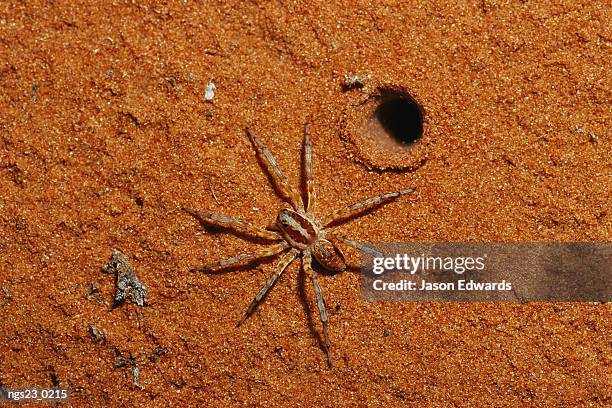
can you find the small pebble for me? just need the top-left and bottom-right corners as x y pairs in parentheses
(204, 81), (216, 101)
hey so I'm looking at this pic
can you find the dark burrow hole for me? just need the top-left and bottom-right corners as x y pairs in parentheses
(371, 90), (424, 147)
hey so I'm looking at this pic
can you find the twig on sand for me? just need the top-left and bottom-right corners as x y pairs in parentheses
(208, 177), (220, 205)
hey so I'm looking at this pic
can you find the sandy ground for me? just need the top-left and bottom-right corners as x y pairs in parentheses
(1, 1), (610, 406)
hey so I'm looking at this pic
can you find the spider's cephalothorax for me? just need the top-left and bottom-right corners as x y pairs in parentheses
(276, 208), (319, 248)
(183, 125), (414, 367)
(276, 208), (347, 273)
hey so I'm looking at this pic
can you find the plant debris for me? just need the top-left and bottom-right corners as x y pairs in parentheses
(89, 324), (106, 344)
(342, 74), (371, 91)
(102, 250), (148, 307)
(112, 349), (143, 389)
(85, 282), (99, 300)
(132, 366), (143, 390)
(1, 286), (11, 306)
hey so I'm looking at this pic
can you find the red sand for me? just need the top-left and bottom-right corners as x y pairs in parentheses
(0, 1), (610, 406)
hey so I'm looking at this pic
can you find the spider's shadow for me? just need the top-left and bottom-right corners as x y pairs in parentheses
(198, 251), (330, 357)
(194, 247), (281, 274)
(297, 258), (325, 356)
(199, 249), (364, 361)
(198, 224), (278, 246)
(343, 263), (362, 275)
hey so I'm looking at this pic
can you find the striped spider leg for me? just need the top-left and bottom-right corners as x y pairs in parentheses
(319, 188), (415, 228)
(236, 249), (299, 327)
(181, 208), (288, 272)
(184, 124), (414, 368)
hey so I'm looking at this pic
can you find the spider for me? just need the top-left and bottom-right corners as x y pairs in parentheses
(183, 125), (414, 367)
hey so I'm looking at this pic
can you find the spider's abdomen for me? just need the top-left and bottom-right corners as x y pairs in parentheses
(312, 239), (347, 273)
(276, 208), (318, 249)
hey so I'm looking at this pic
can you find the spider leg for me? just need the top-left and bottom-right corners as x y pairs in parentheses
(183, 207), (281, 241)
(191, 242), (288, 272)
(236, 249), (298, 327)
(303, 251), (333, 368)
(303, 124), (316, 216)
(327, 232), (385, 258)
(321, 188), (415, 228)
(247, 128), (304, 212)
